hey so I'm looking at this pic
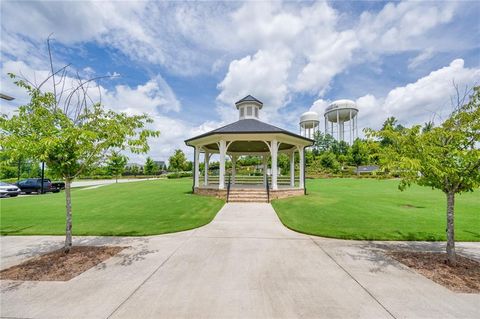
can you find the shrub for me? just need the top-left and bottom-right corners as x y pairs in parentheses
(167, 171), (193, 179)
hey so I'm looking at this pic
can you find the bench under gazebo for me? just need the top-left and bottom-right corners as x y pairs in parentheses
(185, 95), (313, 202)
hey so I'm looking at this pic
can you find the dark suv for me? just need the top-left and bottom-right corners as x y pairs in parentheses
(16, 178), (61, 194)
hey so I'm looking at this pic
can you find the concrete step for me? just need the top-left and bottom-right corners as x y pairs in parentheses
(228, 198), (269, 203)
(230, 189), (267, 194)
(228, 191), (266, 194)
(228, 195), (267, 200)
(227, 191), (269, 202)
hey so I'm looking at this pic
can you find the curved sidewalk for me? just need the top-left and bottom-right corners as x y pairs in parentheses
(1, 203), (479, 318)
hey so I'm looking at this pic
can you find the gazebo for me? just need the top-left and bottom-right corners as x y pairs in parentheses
(185, 95), (313, 201)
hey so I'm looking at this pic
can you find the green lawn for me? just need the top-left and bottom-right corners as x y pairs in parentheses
(272, 178), (480, 241)
(0, 179), (224, 236)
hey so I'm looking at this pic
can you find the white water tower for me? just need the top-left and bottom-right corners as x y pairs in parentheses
(324, 99), (359, 145)
(299, 111), (320, 139)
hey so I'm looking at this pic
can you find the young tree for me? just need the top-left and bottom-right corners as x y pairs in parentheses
(367, 87), (480, 265)
(350, 139), (369, 175)
(0, 44), (159, 253)
(106, 151), (128, 183)
(169, 149), (187, 171)
(130, 165), (139, 177)
(319, 152), (340, 173)
(144, 157), (158, 175)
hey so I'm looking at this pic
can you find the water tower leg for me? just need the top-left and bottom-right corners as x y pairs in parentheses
(356, 116), (359, 140)
(349, 110), (352, 145)
(336, 111), (340, 141)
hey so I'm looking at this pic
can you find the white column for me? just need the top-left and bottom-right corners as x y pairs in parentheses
(271, 139), (278, 190)
(263, 155), (268, 186)
(194, 146), (200, 188)
(231, 155), (236, 185)
(299, 146), (305, 189)
(290, 151), (295, 187)
(204, 151), (209, 186)
(219, 140), (226, 189)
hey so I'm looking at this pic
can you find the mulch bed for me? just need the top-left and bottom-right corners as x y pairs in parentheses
(387, 251), (480, 293)
(0, 246), (125, 281)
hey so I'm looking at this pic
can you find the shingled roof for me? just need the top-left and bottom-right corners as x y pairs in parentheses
(185, 118), (313, 144)
(235, 95), (263, 105)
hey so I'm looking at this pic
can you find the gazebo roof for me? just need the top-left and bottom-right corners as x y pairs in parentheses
(185, 118), (313, 145)
(235, 95), (263, 105)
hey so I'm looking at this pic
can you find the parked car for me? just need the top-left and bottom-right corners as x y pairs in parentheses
(16, 178), (61, 194)
(51, 181), (66, 190)
(0, 182), (21, 198)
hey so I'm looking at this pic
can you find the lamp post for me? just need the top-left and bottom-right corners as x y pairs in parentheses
(40, 162), (45, 194)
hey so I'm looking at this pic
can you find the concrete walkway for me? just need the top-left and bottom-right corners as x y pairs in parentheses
(1, 203), (479, 319)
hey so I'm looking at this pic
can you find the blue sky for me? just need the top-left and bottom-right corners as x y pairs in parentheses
(1, 1), (479, 163)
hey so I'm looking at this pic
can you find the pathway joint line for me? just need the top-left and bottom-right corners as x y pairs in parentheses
(309, 237), (398, 319)
(105, 230), (195, 319)
(191, 235), (310, 241)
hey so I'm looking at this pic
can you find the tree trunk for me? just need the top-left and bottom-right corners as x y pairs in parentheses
(356, 165), (360, 176)
(446, 191), (456, 266)
(116, 175), (118, 183)
(64, 179), (73, 254)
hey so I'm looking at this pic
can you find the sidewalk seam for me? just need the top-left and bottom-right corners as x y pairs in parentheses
(105, 230), (195, 319)
(310, 237), (397, 319)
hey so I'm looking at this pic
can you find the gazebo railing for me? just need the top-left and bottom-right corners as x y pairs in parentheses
(266, 176), (270, 203)
(226, 175), (231, 203)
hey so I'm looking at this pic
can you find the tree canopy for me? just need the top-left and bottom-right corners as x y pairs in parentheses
(168, 149), (188, 171)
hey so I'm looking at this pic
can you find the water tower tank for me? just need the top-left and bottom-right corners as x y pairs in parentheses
(324, 99), (359, 145)
(299, 111), (319, 139)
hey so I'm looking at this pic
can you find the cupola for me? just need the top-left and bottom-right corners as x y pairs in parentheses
(235, 95), (263, 120)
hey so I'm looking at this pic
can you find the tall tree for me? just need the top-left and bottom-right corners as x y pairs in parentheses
(0, 43), (159, 253)
(350, 139), (369, 175)
(367, 87), (480, 265)
(380, 116), (405, 146)
(313, 132), (336, 154)
(144, 157), (158, 175)
(169, 149), (187, 171)
(106, 151), (128, 183)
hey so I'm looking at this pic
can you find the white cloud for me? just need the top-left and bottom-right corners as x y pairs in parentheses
(294, 30), (358, 95)
(217, 48), (292, 115)
(408, 48), (435, 70)
(356, 59), (480, 132)
(102, 77), (180, 114)
(357, 1), (457, 52)
(309, 99), (330, 116)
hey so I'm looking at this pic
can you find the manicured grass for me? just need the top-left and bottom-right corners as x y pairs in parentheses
(0, 179), (224, 236)
(272, 178), (480, 241)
